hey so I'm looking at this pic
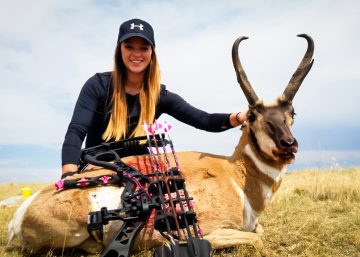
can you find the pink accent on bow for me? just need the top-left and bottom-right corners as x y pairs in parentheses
(55, 179), (65, 190)
(175, 204), (181, 214)
(78, 178), (88, 187)
(101, 175), (110, 184)
(189, 200), (195, 209)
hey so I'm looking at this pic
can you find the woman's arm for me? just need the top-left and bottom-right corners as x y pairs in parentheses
(61, 74), (108, 176)
(158, 87), (246, 131)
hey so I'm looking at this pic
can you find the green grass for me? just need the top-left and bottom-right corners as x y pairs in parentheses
(1, 168), (360, 257)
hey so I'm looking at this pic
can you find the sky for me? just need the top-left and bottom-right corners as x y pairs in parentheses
(1, 0), (360, 183)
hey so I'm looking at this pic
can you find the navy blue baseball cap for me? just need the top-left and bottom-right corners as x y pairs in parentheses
(117, 18), (155, 46)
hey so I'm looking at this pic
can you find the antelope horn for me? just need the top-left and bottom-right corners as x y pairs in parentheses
(281, 34), (314, 103)
(232, 36), (259, 106)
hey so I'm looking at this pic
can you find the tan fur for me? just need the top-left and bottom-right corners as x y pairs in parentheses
(20, 170), (116, 252)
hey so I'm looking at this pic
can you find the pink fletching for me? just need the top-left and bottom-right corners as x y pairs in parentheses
(164, 123), (172, 132)
(155, 122), (163, 130)
(145, 124), (154, 133)
(55, 179), (64, 190)
(142, 123), (153, 133)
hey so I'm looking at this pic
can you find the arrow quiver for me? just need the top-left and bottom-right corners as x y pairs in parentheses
(73, 125), (212, 257)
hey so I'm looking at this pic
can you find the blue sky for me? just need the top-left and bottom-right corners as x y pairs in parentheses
(1, 0), (360, 182)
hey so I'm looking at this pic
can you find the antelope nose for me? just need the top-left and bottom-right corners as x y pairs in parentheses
(280, 138), (296, 148)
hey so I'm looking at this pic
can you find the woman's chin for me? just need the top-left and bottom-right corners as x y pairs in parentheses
(127, 67), (147, 75)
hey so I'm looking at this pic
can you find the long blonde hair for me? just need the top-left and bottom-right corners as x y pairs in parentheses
(102, 43), (161, 141)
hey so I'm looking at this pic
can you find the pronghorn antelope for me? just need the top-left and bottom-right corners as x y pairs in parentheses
(7, 34), (314, 255)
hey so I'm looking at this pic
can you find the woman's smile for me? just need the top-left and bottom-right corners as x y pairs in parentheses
(121, 37), (152, 75)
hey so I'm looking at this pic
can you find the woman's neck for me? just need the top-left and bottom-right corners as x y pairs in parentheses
(125, 72), (145, 95)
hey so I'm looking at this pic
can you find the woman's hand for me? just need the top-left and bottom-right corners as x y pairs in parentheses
(230, 110), (247, 127)
(61, 164), (78, 179)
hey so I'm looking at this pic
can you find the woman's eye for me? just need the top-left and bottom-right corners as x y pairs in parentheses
(141, 46), (150, 52)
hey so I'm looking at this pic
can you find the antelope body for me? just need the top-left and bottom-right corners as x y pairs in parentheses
(7, 35), (314, 255)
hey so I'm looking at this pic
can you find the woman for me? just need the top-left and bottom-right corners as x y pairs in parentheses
(61, 18), (246, 178)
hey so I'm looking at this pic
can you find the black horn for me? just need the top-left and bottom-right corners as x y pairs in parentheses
(281, 34), (314, 103)
(232, 36), (259, 106)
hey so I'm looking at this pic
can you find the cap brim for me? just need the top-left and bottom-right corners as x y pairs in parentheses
(118, 33), (154, 46)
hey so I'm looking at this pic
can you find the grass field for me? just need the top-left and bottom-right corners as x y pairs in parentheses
(1, 168), (359, 257)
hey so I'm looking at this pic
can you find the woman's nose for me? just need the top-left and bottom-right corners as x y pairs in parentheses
(132, 49), (142, 56)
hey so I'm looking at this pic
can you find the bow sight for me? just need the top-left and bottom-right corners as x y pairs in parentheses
(58, 121), (212, 257)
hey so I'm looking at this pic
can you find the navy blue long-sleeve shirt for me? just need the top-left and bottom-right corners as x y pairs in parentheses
(62, 72), (233, 165)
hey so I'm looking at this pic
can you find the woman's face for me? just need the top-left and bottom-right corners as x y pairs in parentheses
(121, 37), (152, 76)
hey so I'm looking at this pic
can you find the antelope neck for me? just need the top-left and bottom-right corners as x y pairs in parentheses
(244, 144), (287, 183)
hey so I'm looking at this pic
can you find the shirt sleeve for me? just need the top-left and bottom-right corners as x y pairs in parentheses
(61, 74), (107, 165)
(158, 87), (232, 132)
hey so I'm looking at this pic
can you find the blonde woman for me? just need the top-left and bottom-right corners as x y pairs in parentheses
(61, 18), (246, 178)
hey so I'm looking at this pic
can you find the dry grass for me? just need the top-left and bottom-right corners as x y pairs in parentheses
(261, 168), (360, 257)
(1, 168), (359, 257)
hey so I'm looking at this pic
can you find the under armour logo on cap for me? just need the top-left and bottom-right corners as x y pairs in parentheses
(130, 23), (144, 30)
(117, 18), (155, 46)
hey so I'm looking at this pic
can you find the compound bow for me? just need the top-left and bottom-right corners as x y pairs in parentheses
(56, 121), (212, 257)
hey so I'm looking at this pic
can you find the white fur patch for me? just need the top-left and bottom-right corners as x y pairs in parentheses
(244, 144), (286, 181)
(88, 186), (124, 211)
(264, 100), (279, 107)
(8, 191), (41, 244)
(230, 178), (258, 232)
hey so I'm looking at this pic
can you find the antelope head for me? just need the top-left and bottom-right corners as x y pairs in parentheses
(232, 34), (314, 166)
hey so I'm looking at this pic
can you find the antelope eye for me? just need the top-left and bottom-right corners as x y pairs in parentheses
(266, 121), (275, 133)
(290, 110), (296, 125)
